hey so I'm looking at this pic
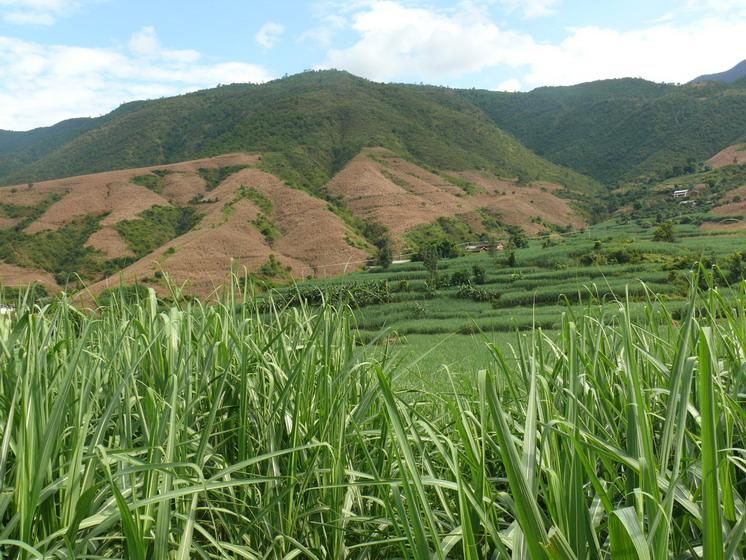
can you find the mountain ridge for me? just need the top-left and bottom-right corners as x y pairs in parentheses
(2, 69), (746, 192)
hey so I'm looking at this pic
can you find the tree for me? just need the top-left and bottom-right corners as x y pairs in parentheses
(485, 235), (497, 258)
(507, 251), (517, 267)
(507, 226), (528, 249)
(375, 237), (393, 269)
(653, 221), (676, 242)
(365, 221), (393, 269)
(421, 244), (439, 283)
(726, 251), (745, 282)
(472, 264), (486, 285)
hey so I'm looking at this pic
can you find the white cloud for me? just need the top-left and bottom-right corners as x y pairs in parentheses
(522, 19), (746, 87)
(497, 78), (521, 91)
(128, 26), (201, 63)
(499, 0), (560, 19)
(683, 0), (746, 14)
(255, 21), (285, 49)
(299, 14), (347, 47)
(0, 0), (82, 25)
(321, 1), (535, 81)
(128, 25), (160, 57)
(0, 28), (273, 130)
(319, 1), (746, 88)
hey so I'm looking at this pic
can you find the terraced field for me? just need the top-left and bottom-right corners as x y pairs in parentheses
(266, 219), (746, 383)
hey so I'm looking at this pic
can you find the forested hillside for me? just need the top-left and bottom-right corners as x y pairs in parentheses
(459, 78), (746, 184)
(4, 70), (746, 192)
(0, 71), (598, 196)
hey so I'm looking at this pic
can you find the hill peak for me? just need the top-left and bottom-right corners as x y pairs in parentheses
(691, 59), (746, 84)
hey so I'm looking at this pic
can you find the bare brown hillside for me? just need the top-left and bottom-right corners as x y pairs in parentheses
(1, 149), (585, 297)
(0, 262), (58, 293)
(86, 167), (370, 297)
(707, 144), (746, 169)
(327, 148), (584, 244)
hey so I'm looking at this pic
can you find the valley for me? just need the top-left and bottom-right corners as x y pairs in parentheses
(1, 18), (745, 556)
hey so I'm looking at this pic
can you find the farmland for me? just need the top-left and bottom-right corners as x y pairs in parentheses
(3, 216), (745, 557)
(1, 255), (745, 556)
(265, 218), (746, 384)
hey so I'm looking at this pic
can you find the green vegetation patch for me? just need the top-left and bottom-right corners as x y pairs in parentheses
(0, 214), (103, 284)
(130, 173), (166, 193)
(608, 164), (746, 222)
(0, 283), (48, 302)
(197, 165), (251, 191)
(252, 213), (281, 245)
(406, 216), (476, 252)
(265, 279), (391, 309)
(240, 185), (273, 213)
(0, 193), (62, 230)
(257, 254), (292, 280)
(0, 203), (44, 220)
(441, 172), (479, 195)
(116, 206), (201, 258)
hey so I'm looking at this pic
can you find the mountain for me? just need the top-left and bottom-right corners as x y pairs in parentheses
(691, 59), (746, 84)
(3, 69), (746, 297)
(458, 78), (746, 184)
(0, 70), (598, 196)
(0, 70), (614, 296)
(4, 69), (746, 191)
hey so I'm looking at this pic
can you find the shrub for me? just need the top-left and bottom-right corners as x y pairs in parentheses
(450, 270), (471, 286)
(653, 221), (676, 242)
(507, 225), (528, 248)
(725, 251), (746, 282)
(472, 264), (487, 284)
(258, 254), (290, 278)
(253, 214), (281, 245)
(116, 206), (201, 258)
(198, 165), (251, 191)
(130, 173), (165, 193)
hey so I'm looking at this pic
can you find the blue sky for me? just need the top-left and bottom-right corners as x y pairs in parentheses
(1, 0), (745, 130)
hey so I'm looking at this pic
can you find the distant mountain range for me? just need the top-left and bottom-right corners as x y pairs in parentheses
(691, 59), (746, 84)
(0, 71), (597, 195)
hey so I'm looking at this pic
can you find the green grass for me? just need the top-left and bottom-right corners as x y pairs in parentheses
(380, 332), (525, 391)
(1, 275), (745, 557)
